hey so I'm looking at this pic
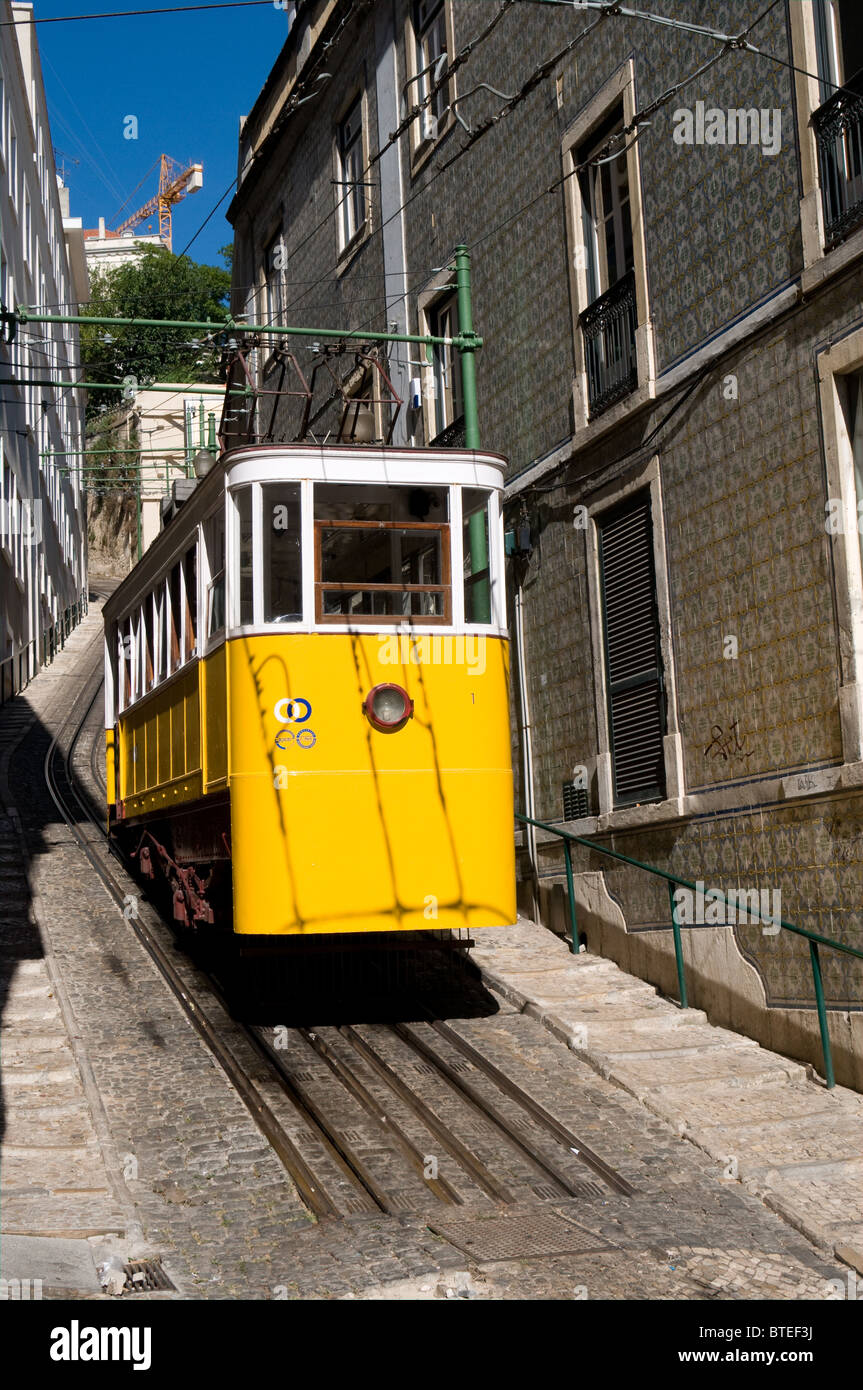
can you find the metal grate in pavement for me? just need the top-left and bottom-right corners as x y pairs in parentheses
(428, 1209), (612, 1262)
(124, 1258), (175, 1292)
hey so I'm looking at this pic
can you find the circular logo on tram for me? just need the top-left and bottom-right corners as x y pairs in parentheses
(273, 697), (312, 724)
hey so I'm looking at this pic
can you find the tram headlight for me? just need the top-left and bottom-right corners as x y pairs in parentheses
(363, 683), (414, 731)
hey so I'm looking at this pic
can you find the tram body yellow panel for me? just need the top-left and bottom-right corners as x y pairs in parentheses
(226, 633), (515, 934)
(106, 729), (116, 807)
(117, 665), (204, 817)
(203, 645), (228, 788)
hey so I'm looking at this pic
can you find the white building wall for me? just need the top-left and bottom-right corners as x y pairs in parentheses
(0, 0), (89, 700)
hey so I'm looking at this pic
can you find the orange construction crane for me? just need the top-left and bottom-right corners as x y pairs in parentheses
(114, 155), (203, 252)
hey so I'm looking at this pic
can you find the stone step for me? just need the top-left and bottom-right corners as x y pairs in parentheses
(589, 1023), (759, 1057)
(602, 1048), (800, 1095)
(0, 1148), (112, 1190)
(0, 1192), (125, 1239)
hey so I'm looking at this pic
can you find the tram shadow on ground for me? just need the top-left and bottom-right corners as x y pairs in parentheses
(205, 934), (502, 1027)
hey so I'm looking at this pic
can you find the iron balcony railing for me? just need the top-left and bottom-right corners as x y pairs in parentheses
(813, 83), (863, 249)
(516, 811), (863, 1090)
(430, 413), (466, 449)
(579, 269), (638, 418)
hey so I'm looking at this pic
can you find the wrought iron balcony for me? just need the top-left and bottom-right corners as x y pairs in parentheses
(430, 413), (466, 448)
(814, 82), (863, 249)
(579, 269), (638, 419)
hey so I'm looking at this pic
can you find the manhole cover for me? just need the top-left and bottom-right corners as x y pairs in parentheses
(428, 1210), (611, 1262)
(124, 1259), (175, 1292)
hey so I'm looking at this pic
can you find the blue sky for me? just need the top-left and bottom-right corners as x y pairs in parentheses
(35, 0), (290, 269)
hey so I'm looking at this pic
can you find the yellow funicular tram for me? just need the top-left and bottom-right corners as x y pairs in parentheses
(103, 443), (516, 947)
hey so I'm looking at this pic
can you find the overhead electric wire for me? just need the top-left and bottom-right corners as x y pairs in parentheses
(1, 1), (281, 26)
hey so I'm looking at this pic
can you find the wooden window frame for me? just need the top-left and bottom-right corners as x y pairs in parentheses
(314, 518), (451, 625)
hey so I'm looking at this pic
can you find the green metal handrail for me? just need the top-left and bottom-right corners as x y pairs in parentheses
(516, 811), (863, 1090)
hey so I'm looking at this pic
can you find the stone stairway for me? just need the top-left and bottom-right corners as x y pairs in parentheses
(472, 917), (863, 1275)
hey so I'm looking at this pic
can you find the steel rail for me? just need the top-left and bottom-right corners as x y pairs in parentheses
(388, 1020), (599, 1201)
(42, 655), (343, 1220)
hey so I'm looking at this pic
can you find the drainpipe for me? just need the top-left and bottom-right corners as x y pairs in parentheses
(513, 573), (537, 901)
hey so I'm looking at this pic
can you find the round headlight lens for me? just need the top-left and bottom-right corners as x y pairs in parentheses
(373, 686), (408, 724)
(363, 683), (413, 730)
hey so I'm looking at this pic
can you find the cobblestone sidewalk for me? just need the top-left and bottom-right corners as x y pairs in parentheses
(471, 918), (863, 1276)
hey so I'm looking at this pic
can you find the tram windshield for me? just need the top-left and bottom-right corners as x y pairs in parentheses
(314, 484), (450, 623)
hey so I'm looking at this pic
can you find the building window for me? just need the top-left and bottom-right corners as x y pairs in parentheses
(814, 0), (863, 100)
(562, 63), (654, 430)
(812, 1), (863, 248)
(596, 492), (667, 806)
(819, 332), (863, 763)
(576, 107), (637, 418)
(263, 232), (284, 337)
(337, 99), (366, 251)
(413, 0), (449, 140)
(426, 292), (463, 444)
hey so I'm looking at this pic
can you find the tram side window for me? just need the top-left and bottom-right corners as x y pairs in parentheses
(206, 512), (226, 638)
(462, 488), (492, 624)
(183, 547), (197, 660)
(119, 618), (132, 710)
(168, 564), (181, 674)
(134, 611), (145, 700)
(263, 483), (302, 622)
(314, 483), (450, 622)
(155, 589), (167, 682)
(143, 599), (155, 691)
(237, 488), (253, 625)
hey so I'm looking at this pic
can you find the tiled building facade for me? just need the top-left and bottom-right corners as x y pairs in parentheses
(0, 1), (89, 700)
(229, 0), (863, 1084)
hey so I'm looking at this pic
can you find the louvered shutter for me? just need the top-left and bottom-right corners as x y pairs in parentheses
(597, 494), (666, 805)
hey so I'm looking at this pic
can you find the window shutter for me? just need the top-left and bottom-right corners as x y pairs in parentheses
(597, 493), (666, 805)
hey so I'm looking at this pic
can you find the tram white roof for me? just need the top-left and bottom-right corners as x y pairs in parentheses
(103, 444), (508, 622)
(224, 443), (507, 489)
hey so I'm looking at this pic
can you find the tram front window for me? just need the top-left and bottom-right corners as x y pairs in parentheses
(263, 483), (302, 622)
(314, 483), (450, 623)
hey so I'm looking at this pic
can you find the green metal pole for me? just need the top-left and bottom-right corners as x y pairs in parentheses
(454, 245), (491, 623)
(563, 839), (579, 955)
(455, 246), (480, 449)
(668, 880), (689, 1009)
(207, 413), (217, 452)
(809, 940), (835, 1089)
(14, 309), (481, 352)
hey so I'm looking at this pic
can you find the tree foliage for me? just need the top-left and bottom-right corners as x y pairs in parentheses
(80, 246), (230, 416)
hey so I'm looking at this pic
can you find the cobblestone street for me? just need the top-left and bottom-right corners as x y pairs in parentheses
(0, 599), (859, 1305)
